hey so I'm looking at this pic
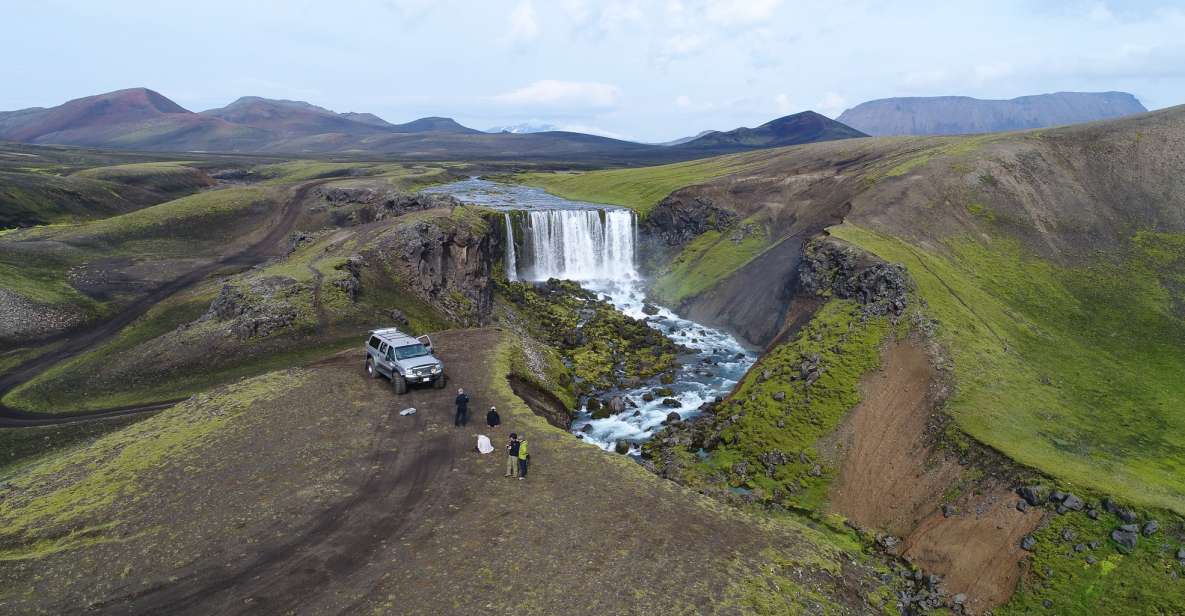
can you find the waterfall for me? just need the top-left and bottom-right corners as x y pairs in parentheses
(503, 213), (518, 282)
(505, 209), (637, 282)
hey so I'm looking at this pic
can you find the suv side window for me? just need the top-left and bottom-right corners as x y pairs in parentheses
(368, 336), (381, 349)
(378, 342), (388, 357)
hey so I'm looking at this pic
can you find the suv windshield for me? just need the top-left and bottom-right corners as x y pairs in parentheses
(391, 343), (431, 360)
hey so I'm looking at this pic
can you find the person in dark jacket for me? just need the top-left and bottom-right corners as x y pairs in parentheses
(486, 405), (501, 429)
(454, 388), (470, 427)
(505, 433), (520, 477)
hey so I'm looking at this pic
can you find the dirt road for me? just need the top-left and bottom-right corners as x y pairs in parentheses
(2, 328), (892, 615)
(0, 179), (326, 427)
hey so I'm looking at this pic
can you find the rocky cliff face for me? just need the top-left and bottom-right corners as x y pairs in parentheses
(641, 194), (738, 247)
(360, 211), (499, 326)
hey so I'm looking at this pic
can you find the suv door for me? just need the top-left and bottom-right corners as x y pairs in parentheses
(377, 342), (391, 375)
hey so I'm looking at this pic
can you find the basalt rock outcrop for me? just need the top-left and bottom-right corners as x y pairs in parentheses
(359, 212), (498, 326)
(641, 194), (738, 247)
(318, 187), (463, 223)
(798, 236), (911, 317)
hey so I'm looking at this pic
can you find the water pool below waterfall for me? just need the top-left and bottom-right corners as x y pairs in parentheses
(423, 179), (756, 454)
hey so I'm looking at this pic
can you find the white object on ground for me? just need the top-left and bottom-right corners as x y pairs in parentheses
(476, 434), (494, 454)
(399, 407), (417, 416)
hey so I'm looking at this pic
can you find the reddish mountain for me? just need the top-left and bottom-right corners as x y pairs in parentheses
(200, 97), (391, 138)
(0, 88), (268, 151)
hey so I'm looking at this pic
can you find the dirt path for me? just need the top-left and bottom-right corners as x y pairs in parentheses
(825, 340), (1041, 613)
(2, 329), (890, 615)
(0, 179), (327, 427)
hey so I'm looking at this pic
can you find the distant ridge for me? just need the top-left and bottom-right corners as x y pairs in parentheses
(671, 111), (866, 152)
(0, 88), (865, 160)
(837, 91), (1148, 136)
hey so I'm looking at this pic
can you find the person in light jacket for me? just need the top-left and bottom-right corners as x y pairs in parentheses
(517, 436), (529, 480)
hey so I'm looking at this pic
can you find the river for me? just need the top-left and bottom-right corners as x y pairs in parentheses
(423, 178), (755, 454)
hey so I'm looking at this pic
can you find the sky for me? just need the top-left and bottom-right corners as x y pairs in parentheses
(4, 0), (1185, 142)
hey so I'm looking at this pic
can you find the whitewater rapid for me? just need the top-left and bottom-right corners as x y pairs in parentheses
(423, 178), (756, 454)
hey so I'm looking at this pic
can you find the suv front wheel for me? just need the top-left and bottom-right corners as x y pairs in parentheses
(433, 373), (447, 390)
(393, 373), (408, 394)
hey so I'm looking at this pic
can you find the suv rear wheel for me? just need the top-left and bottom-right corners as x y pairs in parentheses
(366, 357), (379, 379)
(393, 373), (408, 394)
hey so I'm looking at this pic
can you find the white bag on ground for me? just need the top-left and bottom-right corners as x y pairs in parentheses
(399, 407), (417, 416)
(476, 434), (494, 454)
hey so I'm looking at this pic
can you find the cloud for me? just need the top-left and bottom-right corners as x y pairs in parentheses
(813, 92), (848, 117)
(508, 0), (540, 44)
(599, 1), (646, 32)
(661, 33), (706, 60)
(703, 0), (782, 27)
(774, 93), (795, 114)
(554, 123), (633, 140)
(1087, 2), (1113, 22)
(675, 94), (692, 108)
(492, 80), (622, 108)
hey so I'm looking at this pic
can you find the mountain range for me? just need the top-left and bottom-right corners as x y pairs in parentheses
(0, 88), (866, 161)
(837, 91), (1147, 136)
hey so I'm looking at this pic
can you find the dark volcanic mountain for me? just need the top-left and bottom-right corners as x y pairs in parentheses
(837, 91), (1147, 136)
(0, 89), (863, 160)
(672, 111), (866, 152)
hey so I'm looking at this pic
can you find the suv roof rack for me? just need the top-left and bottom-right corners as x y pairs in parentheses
(370, 327), (422, 346)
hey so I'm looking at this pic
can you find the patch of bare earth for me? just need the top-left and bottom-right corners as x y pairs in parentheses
(2, 328), (889, 615)
(824, 340), (1041, 613)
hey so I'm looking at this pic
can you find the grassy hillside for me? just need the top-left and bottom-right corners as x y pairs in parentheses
(518, 153), (766, 216)
(835, 225), (1185, 513)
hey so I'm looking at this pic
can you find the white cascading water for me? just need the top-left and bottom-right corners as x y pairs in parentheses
(503, 213), (518, 282)
(424, 178), (755, 454)
(519, 209), (637, 282)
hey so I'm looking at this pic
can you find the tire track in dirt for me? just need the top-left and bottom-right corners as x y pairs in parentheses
(0, 179), (329, 427)
(84, 330), (495, 615)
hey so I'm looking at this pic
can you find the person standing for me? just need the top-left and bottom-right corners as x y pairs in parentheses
(454, 388), (470, 427)
(505, 433), (520, 478)
(486, 405), (501, 429)
(517, 436), (529, 480)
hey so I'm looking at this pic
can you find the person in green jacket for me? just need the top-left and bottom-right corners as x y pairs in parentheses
(517, 436), (529, 480)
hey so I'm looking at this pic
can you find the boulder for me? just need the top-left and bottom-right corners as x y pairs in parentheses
(580, 424), (593, 434)
(772, 391), (786, 402)
(1177, 547), (1185, 560)
(641, 392), (655, 402)
(586, 397), (602, 412)
(1016, 500), (1028, 512)
(614, 441), (631, 455)
(1021, 535), (1037, 551)
(661, 398), (682, 408)
(607, 396), (627, 414)
(1062, 493), (1085, 511)
(641, 303), (660, 316)
(654, 387), (675, 398)
(1142, 520), (1159, 536)
(389, 308), (409, 326)
(1017, 485), (1046, 507)
(665, 411), (681, 423)
(1111, 528), (1139, 550)
(942, 504), (957, 518)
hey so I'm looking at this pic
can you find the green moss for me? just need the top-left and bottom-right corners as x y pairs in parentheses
(517, 155), (761, 217)
(833, 224), (1185, 513)
(0, 370), (302, 557)
(656, 300), (890, 508)
(31, 185), (277, 251)
(651, 219), (773, 304)
(999, 507), (1185, 614)
(498, 280), (679, 394)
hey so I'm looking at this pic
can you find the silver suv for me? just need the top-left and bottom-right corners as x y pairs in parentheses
(364, 328), (446, 394)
